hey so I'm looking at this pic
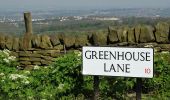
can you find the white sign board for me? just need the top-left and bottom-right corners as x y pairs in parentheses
(82, 47), (154, 78)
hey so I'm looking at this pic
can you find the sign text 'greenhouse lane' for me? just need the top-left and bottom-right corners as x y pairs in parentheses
(82, 47), (153, 78)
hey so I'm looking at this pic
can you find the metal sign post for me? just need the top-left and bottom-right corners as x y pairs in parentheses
(136, 78), (142, 100)
(94, 76), (100, 100)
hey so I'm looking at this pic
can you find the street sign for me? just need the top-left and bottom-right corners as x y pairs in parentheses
(82, 47), (154, 78)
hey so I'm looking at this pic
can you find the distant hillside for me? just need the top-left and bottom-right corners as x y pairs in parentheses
(1, 8), (170, 18)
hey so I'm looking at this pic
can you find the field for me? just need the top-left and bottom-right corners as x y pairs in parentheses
(1, 16), (170, 35)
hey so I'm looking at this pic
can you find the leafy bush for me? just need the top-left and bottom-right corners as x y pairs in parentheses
(51, 51), (135, 99)
(143, 52), (170, 99)
(0, 50), (170, 99)
(0, 51), (84, 99)
(51, 51), (84, 98)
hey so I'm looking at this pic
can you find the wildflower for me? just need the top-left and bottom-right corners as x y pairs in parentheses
(25, 80), (30, 84)
(74, 51), (82, 57)
(3, 49), (10, 57)
(161, 57), (164, 59)
(8, 56), (16, 61)
(9, 74), (19, 80)
(3, 58), (9, 63)
(9, 74), (28, 80)
(0, 73), (4, 76)
(34, 65), (40, 70)
(24, 71), (30, 74)
(77, 51), (82, 57)
(16, 66), (24, 70)
(58, 84), (64, 90)
(44, 66), (48, 69)
(28, 96), (33, 99)
(22, 80), (30, 84)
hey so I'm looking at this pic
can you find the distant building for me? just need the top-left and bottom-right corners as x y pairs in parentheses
(93, 17), (120, 21)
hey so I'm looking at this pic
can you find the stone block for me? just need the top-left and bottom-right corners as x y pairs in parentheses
(20, 61), (31, 65)
(32, 62), (41, 65)
(0, 34), (6, 49)
(5, 35), (13, 50)
(159, 44), (170, 51)
(75, 34), (89, 48)
(49, 34), (60, 46)
(139, 25), (155, 43)
(117, 27), (128, 42)
(50, 53), (62, 58)
(29, 57), (41, 62)
(13, 37), (19, 51)
(128, 27), (135, 43)
(155, 22), (170, 43)
(19, 57), (30, 61)
(41, 60), (52, 65)
(41, 55), (55, 61)
(29, 53), (41, 57)
(53, 45), (63, 50)
(31, 34), (41, 48)
(63, 34), (76, 48)
(92, 30), (107, 45)
(20, 33), (32, 50)
(108, 27), (119, 43)
(135, 25), (141, 43)
(19, 51), (32, 57)
(40, 35), (53, 49)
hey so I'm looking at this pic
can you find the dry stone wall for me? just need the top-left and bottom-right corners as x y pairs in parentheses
(0, 22), (170, 68)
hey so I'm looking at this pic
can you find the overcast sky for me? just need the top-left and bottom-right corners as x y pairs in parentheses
(0, 0), (170, 11)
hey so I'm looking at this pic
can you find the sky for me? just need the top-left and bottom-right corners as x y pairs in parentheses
(0, 0), (170, 11)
